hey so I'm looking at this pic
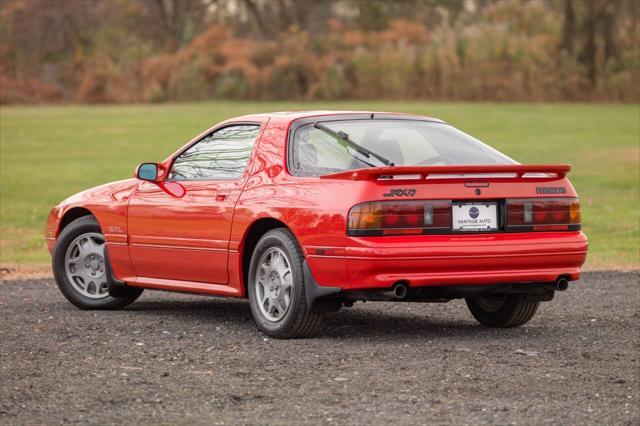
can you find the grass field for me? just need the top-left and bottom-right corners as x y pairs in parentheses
(1, 102), (638, 269)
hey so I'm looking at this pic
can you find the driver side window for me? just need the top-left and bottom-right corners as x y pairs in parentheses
(169, 124), (260, 181)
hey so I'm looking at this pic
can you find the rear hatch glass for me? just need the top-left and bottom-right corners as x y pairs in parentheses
(290, 119), (516, 176)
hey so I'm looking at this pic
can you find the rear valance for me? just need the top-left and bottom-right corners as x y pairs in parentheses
(319, 164), (571, 181)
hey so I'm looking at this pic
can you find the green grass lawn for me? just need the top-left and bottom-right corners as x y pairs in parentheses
(1, 101), (638, 269)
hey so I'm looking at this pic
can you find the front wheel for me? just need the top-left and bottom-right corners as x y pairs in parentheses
(52, 215), (143, 309)
(247, 228), (322, 339)
(465, 293), (540, 327)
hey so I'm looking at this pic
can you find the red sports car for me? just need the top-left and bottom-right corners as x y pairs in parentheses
(46, 111), (588, 338)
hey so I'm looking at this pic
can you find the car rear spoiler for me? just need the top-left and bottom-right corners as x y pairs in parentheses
(319, 164), (571, 181)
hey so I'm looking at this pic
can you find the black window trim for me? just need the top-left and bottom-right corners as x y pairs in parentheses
(286, 114), (445, 177)
(166, 121), (263, 182)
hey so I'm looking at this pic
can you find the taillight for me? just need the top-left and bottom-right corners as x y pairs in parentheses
(348, 200), (451, 236)
(507, 198), (581, 231)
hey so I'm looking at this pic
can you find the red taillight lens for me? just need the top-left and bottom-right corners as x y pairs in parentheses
(348, 201), (452, 236)
(507, 198), (580, 231)
(533, 207), (550, 223)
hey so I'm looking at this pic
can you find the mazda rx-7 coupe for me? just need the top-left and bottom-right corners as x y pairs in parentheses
(46, 111), (588, 338)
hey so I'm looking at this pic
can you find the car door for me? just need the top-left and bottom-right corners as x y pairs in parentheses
(127, 123), (262, 284)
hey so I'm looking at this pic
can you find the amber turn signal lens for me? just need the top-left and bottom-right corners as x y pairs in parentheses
(569, 199), (581, 224)
(348, 202), (382, 230)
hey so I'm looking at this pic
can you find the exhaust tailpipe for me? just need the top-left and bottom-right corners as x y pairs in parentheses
(555, 277), (569, 291)
(382, 283), (408, 300)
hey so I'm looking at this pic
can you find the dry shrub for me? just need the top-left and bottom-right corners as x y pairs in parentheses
(74, 56), (137, 104)
(138, 24), (262, 101)
(0, 75), (64, 104)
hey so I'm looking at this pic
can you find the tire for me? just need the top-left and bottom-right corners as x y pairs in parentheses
(247, 228), (322, 339)
(465, 293), (540, 327)
(52, 215), (143, 310)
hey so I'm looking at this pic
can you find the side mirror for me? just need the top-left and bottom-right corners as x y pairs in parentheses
(135, 163), (159, 181)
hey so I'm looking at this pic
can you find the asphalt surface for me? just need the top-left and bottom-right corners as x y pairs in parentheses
(1, 271), (638, 426)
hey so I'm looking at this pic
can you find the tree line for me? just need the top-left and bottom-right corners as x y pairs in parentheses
(1, 0), (638, 103)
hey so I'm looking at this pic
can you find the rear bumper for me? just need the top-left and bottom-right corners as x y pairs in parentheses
(307, 231), (588, 290)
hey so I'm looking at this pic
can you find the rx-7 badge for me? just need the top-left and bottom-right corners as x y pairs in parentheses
(383, 188), (416, 197)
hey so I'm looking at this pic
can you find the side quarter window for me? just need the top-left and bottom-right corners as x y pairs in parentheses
(169, 124), (261, 181)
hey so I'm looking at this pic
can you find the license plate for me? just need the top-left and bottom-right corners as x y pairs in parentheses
(452, 202), (498, 232)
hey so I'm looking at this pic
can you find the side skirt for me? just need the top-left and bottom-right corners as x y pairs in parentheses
(127, 276), (242, 297)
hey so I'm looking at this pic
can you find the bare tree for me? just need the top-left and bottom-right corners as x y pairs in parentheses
(562, 0), (576, 54)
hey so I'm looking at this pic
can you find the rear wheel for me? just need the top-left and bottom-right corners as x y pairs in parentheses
(52, 215), (143, 309)
(247, 228), (322, 339)
(465, 293), (539, 327)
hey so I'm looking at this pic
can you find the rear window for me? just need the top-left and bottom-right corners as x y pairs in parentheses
(289, 119), (516, 176)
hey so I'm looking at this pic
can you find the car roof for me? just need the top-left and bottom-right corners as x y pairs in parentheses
(226, 110), (445, 124)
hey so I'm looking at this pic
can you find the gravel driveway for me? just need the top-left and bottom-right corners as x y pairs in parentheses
(1, 271), (638, 425)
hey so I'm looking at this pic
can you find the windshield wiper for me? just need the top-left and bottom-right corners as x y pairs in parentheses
(313, 123), (395, 167)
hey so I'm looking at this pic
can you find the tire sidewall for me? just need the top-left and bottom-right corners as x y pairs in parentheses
(53, 216), (126, 309)
(466, 294), (538, 327)
(247, 230), (305, 336)
(467, 296), (513, 326)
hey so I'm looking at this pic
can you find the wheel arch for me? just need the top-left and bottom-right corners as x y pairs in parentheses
(239, 217), (297, 294)
(58, 207), (96, 235)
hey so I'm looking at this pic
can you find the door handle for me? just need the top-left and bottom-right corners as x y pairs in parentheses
(215, 191), (230, 202)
